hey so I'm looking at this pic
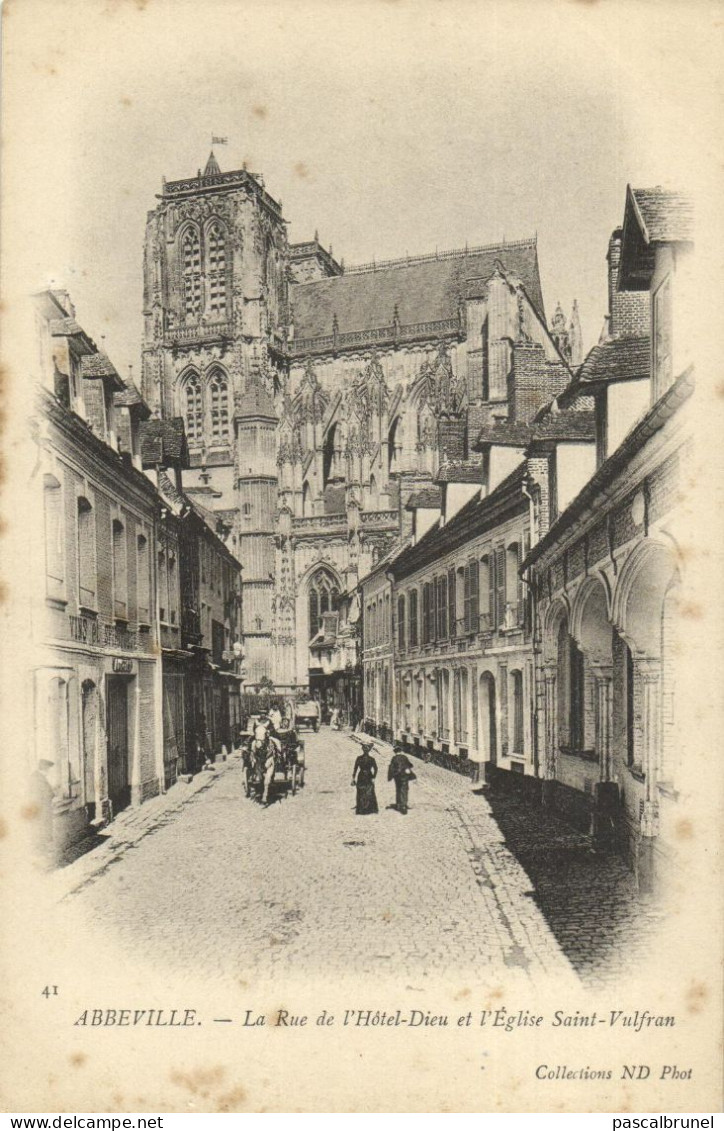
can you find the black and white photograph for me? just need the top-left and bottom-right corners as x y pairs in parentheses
(1, 0), (722, 1116)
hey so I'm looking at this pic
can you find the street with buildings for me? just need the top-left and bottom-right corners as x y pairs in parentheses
(24, 147), (695, 964)
(57, 728), (661, 987)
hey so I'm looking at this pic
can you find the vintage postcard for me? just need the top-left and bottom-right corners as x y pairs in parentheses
(1, 0), (722, 1115)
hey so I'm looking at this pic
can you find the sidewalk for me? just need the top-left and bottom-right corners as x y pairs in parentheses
(53, 754), (236, 902)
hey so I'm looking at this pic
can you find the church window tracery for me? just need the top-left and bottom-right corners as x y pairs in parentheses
(308, 568), (340, 640)
(182, 227), (202, 319)
(209, 367), (230, 443)
(182, 371), (204, 445)
(207, 223), (227, 316)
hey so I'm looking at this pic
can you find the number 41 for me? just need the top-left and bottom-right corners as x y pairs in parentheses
(41, 985), (58, 997)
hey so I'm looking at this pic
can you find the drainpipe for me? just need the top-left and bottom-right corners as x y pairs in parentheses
(521, 477), (540, 780)
(153, 504), (166, 795)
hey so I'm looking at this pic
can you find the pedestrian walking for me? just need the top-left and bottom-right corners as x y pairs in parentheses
(388, 744), (416, 814)
(330, 706), (340, 731)
(351, 740), (379, 815)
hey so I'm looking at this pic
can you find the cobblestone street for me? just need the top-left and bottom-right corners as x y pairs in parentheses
(61, 729), (658, 986)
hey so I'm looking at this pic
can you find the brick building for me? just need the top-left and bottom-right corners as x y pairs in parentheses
(140, 151), (581, 694)
(28, 291), (164, 855)
(522, 186), (694, 891)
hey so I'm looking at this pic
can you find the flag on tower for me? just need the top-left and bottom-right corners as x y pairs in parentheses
(212, 136), (228, 145)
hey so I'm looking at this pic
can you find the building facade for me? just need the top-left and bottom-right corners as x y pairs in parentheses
(141, 151), (581, 694)
(141, 419), (244, 777)
(384, 465), (533, 778)
(29, 291), (164, 854)
(523, 187), (694, 890)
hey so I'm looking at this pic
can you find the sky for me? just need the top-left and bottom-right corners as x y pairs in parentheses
(2, 0), (718, 380)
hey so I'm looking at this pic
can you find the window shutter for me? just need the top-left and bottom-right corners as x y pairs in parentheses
(517, 543), (524, 625)
(448, 569), (456, 639)
(489, 552), (497, 629)
(431, 578), (438, 641)
(522, 533), (531, 633)
(463, 562), (472, 632)
(495, 546), (506, 630)
(470, 558), (479, 630)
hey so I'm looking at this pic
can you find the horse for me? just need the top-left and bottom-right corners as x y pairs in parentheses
(245, 719), (280, 805)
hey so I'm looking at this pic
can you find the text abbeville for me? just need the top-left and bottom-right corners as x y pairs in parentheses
(74, 1009), (197, 1027)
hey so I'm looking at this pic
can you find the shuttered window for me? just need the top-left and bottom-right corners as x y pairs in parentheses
(494, 546), (506, 630)
(469, 559), (479, 631)
(422, 583), (431, 644)
(462, 560), (479, 632)
(448, 569), (456, 639)
(436, 574), (448, 639)
(409, 590), (418, 647)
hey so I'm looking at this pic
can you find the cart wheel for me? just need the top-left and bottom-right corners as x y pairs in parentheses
(299, 766), (305, 788)
(291, 765), (298, 795)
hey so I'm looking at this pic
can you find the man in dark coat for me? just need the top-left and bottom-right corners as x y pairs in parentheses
(388, 744), (416, 814)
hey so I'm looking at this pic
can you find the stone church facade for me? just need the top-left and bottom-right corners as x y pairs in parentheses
(141, 153), (580, 691)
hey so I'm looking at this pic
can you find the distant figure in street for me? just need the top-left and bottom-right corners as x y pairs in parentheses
(351, 741), (379, 815)
(330, 706), (340, 731)
(268, 704), (283, 733)
(388, 744), (416, 815)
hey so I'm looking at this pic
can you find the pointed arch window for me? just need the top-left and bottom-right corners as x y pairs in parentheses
(182, 227), (202, 319)
(207, 223), (227, 316)
(209, 368), (230, 444)
(183, 371), (203, 446)
(308, 569), (340, 640)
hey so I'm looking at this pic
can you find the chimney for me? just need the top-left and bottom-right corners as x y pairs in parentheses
(606, 228), (650, 339)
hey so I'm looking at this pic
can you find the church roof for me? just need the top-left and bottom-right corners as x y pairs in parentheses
(290, 239), (544, 346)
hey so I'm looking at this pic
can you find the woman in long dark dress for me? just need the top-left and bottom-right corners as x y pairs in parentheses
(351, 743), (379, 814)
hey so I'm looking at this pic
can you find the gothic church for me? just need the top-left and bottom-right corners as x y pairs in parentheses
(141, 153), (581, 690)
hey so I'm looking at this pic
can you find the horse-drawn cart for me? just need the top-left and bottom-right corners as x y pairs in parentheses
(242, 725), (306, 805)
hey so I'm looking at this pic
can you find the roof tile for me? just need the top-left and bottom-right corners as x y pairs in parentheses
(631, 188), (694, 243)
(290, 241), (544, 343)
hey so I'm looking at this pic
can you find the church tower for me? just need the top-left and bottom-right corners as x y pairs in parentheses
(141, 153), (289, 682)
